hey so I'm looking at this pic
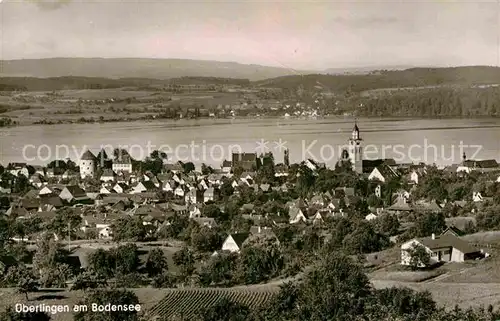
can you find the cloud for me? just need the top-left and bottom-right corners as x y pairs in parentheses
(28, 0), (72, 10)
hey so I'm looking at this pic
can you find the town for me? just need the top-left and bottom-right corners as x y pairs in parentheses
(1, 123), (500, 320)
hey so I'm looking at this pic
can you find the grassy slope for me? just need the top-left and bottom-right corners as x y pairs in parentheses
(253, 66), (500, 92)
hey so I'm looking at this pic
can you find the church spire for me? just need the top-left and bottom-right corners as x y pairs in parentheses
(352, 118), (360, 140)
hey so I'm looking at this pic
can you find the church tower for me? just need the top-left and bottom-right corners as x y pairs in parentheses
(348, 120), (363, 173)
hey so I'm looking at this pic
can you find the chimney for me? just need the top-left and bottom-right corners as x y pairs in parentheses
(431, 233), (435, 240)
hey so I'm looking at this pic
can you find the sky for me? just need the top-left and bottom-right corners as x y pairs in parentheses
(1, 0), (500, 70)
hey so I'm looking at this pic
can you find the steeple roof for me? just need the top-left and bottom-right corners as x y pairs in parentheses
(81, 150), (96, 161)
(353, 120), (359, 132)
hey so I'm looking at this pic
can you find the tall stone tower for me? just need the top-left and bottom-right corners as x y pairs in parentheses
(348, 121), (363, 173)
(80, 150), (97, 178)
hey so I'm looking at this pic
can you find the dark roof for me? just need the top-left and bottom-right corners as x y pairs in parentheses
(81, 150), (97, 161)
(21, 198), (39, 209)
(441, 226), (465, 237)
(39, 196), (64, 208)
(230, 233), (250, 248)
(64, 185), (87, 198)
(114, 154), (132, 164)
(101, 169), (115, 177)
(462, 159), (498, 168)
(221, 160), (232, 167)
(232, 153), (257, 162)
(362, 159), (397, 173)
(373, 164), (399, 179)
(418, 234), (479, 254)
(139, 181), (157, 190)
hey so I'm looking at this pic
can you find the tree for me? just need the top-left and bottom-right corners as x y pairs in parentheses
(343, 221), (390, 254)
(18, 274), (38, 301)
(112, 244), (140, 275)
(195, 297), (251, 321)
(88, 249), (115, 278)
(202, 204), (228, 223)
(173, 247), (196, 279)
(145, 248), (168, 277)
(198, 251), (238, 286)
(183, 162), (195, 174)
(111, 216), (147, 242)
(201, 163), (214, 175)
(415, 212), (446, 237)
(190, 226), (225, 253)
(261, 252), (371, 320)
(370, 287), (437, 320)
(406, 243), (431, 270)
(73, 289), (140, 321)
(376, 213), (400, 236)
(32, 235), (73, 287)
(47, 208), (82, 240)
(235, 236), (284, 284)
(71, 270), (107, 292)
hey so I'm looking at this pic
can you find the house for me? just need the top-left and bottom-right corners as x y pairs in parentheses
(274, 164), (289, 177)
(112, 183), (128, 194)
(362, 159), (397, 174)
(193, 217), (217, 228)
(472, 191), (493, 203)
(189, 205), (202, 218)
(221, 160), (232, 173)
(365, 213), (378, 221)
(59, 185), (89, 203)
(99, 169), (116, 182)
(0, 184), (11, 194)
(32, 165), (45, 176)
(132, 181), (158, 194)
(387, 195), (413, 215)
(8, 163), (29, 177)
(99, 186), (112, 194)
(80, 216), (113, 239)
(164, 162), (184, 173)
(29, 174), (46, 188)
(289, 207), (306, 224)
(441, 226), (466, 237)
(401, 233), (483, 267)
(185, 189), (203, 204)
(62, 170), (78, 180)
(39, 186), (55, 196)
(221, 233), (250, 253)
(368, 165), (399, 183)
(304, 159), (325, 171)
(231, 153), (257, 171)
(38, 196), (64, 210)
(112, 155), (133, 173)
(457, 159), (499, 173)
(204, 187), (217, 203)
(309, 211), (324, 225)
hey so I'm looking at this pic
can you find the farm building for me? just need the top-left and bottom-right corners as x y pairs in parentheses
(401, 233), (483, 266)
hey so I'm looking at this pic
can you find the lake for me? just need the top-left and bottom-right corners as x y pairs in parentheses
(1, 117), (500, 168)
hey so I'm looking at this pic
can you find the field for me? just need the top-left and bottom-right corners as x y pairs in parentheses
(147, 287), (279, 320)
(0, 89), (242, 125)
(371, 280), (500, 310)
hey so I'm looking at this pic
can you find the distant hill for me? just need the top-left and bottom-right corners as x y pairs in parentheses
(323, 65), (416, 75)
(254, 66), (500, 92)
(0, 58), (311, 81)
(0, 76), (252, 91)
